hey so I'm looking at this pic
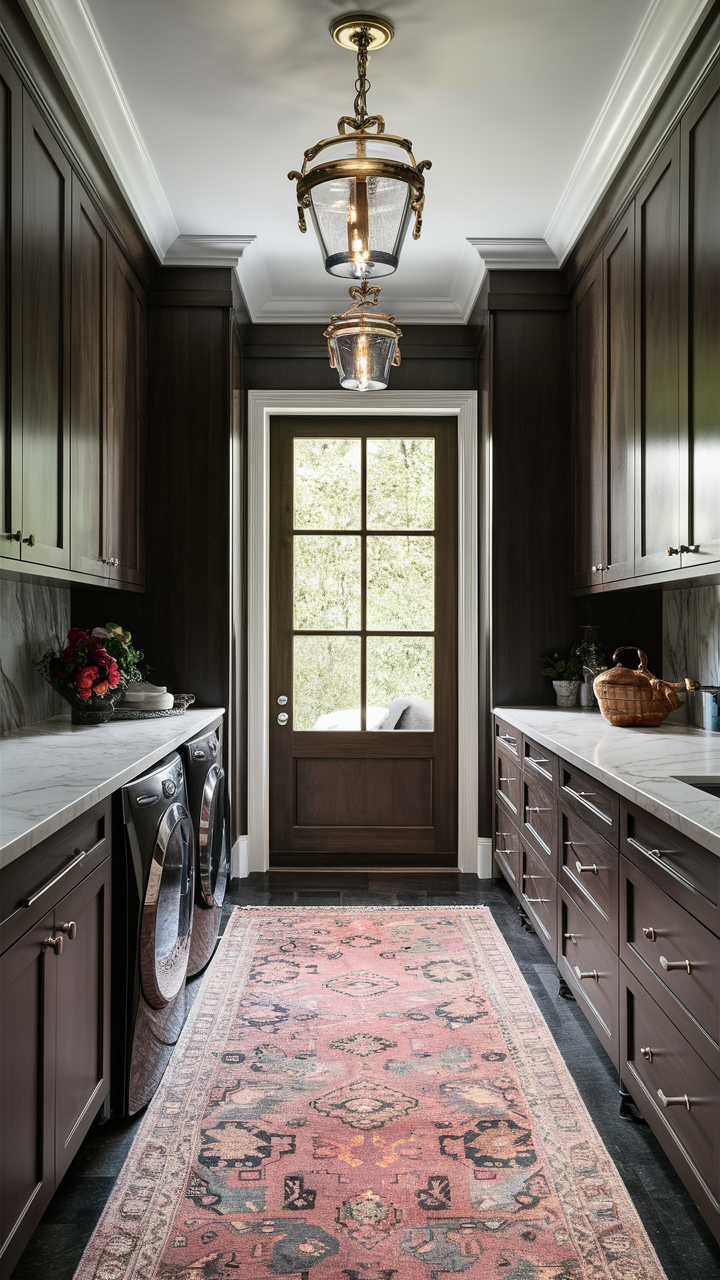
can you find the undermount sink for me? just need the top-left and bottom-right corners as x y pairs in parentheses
(673, 776), (720, 799)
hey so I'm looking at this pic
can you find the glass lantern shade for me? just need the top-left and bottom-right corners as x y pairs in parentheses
(325, 310), (402, 392)
(309, 174), (413, 278)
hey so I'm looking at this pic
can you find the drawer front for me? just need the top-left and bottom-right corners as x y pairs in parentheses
(521, 773), (556, 862)
(494, 716), (520, 759)
(621, 856), (720, 1051)
(559, 890), (619, 1067)
(621, 964), (720, 1204)
(0, 799), (111, 955)
(495, 742), (521, 819)
(523, 734), (557, 791)
(559, 805), (618, 948)
(622, 801), (720, 937)
(559, 760), (619, 844)
(520, 841), (557, 958)
(494, 806), (521, 894)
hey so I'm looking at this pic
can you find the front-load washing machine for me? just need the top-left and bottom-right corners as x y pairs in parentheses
(181, 727), (229, 976)
(115, 752), (194, 1115)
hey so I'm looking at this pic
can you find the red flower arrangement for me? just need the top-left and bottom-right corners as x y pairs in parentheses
(54, 627), (122, 698)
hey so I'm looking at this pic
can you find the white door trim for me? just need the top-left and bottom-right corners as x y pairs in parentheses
(246, 388), (484, 875)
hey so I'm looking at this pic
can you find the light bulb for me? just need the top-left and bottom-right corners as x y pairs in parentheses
(355, 335), (369, 391)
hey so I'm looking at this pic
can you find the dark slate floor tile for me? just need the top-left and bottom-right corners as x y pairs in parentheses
(11, 1224), (94, 1280)
(69, 1116), (143, 1177)
(293, 890), (343, 904)
(40, 1175), (115, 1223)
(335, 891), (395, 905)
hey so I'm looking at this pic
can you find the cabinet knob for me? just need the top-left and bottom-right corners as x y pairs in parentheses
(575, 861), (599, 875)
(657, 1089), (691, 1110)
(22, 533), (36, 547)
(41, 935), (64, 955)
(498, 775), (516, 783)
(667, 546), (681, 556)
(5, 530), (22, 542)
(679, 545), (699, 553)
(573, 965), (598, 981)
(526, 806), (552, 813)
(642, 926), (657, 942)
(659, 955), (693, 975)
(564, 932), (578, 943)
(112, 557), (119, 567)
(59, 921), (77, 941)
(640, 1046), (653, 1062)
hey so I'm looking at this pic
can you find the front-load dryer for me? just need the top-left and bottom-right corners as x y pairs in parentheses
(117, 752), (194, 1115)
(181, 727), (229, 976)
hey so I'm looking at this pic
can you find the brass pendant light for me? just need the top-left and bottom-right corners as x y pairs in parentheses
(324, 280), (401, 391)
(288, 12), (431, 280)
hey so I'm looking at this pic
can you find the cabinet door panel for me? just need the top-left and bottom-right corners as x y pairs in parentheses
(54, 859), (111, 1182)
(70, 177), (108, 579)
(635, 130), (680, 576)
(603, 207), (635, 582)
(0, 913), (56, 1277)
(21, 94), (71, 569)
(572, 254), (605, 589)
(106, 238), (145, 586)
(680, 65), (720, 570)
(0, 51), (22, 561)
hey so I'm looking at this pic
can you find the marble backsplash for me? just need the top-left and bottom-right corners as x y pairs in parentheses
(0, 580), (71, 734)
(663, 585), (720, 727)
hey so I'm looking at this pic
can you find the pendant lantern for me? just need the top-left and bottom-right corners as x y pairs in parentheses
(324, 280), (401, 391)
(288, 12), (431, 280)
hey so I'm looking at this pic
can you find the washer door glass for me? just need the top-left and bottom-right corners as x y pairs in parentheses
(140, 802), (194, 1008)
(198, 765), (228, 909)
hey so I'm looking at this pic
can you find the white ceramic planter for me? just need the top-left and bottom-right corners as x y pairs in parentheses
(553, 679), (580, 708)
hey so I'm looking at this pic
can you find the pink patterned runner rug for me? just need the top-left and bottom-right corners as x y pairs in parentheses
(75, 907), (667, 1280)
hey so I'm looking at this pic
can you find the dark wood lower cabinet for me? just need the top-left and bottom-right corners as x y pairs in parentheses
(493, 713), (720, 1243)
(0, 825), (111, 1280)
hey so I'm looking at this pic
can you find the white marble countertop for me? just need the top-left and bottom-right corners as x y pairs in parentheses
(494, 706), (720, 857)
(0, 708), (225, 868)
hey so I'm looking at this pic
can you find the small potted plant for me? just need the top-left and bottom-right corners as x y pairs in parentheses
(36, 627), (125, 724)
(540, 648), (583, 707)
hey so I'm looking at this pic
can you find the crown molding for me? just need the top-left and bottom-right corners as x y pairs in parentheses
(545, 0), (716, 265)
(468, 238), (559, 270)
(164, 234), (257, 267)
(19, 0), (178, 259)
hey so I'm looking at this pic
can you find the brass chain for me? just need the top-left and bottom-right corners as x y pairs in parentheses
(350, 27), (372, 123)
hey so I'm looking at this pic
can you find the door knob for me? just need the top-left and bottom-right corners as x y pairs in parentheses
(6, 530), (21, 541)
(680, 545), (699, 553)
(277, 712), (289, 725)
(58, 921), (77, 940)
(42, 935), (64, 955)
(22, 533), (36, 547)
(277, 695), (288, 705)
(667, 546), (681, 556)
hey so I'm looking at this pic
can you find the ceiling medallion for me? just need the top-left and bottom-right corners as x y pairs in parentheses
(324, 280), (401, 392)
(288, 11), (431, 281)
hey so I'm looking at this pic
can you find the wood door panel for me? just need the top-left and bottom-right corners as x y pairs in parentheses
(296, 757), (433, 827)
(53, 859), (111, 1182)
(572, 255), (605, 589)
(604, 206), (635, 582)
(635, 130), (680, 575)
(681, 64), (720, 570)
(106, 237), (145, 585)
(70, 177), (107, 578)
(21, 93), (71, 569)
(0, 51), (22, 561)
(270, 417), (457, 860)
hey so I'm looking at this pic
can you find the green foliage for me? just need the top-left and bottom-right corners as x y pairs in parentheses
(96, 623), (148, 683)
(539, 647), (583, 682)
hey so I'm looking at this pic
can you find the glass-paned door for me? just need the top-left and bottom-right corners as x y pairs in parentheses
(270, 418), (457, 864)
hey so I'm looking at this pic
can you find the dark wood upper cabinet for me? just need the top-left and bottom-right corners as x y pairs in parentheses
(603, 206), (635, 583)
(20, 92), (71, 571)
(70, 177), (108, 579)
(635, 128), (681, 578)
(680, 63), (720, 571)
(571, 254), (605, 590)
(106, 237), (145, 586)
(0, 50), (22, 560)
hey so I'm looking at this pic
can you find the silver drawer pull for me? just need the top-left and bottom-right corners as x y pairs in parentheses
(574, 965), (598, 981)
(528, 756), (550, 764)
(527, 806), (552, 813)
(525, 897), (551, 903)
(630, 839), (675, 860)
(564, 841), (586, 847)
(564, 932), (578, 943)
(660, 955), (693, 975)
(522, 874), (545, 882)
(59, 921), (77, 941)
(495, 846), (519, 855)
(575, 861), (598, 875)
(498, 776), (516, 783)
(576, 791), (597, 797)
(23, 850), (87, 908)
(642, 927), (657, 942)
(640, 1046), (653, 1062)
(657, 1089), (691, 1110)
(41, 935), (63, 955)
(499, 734), (516, 745)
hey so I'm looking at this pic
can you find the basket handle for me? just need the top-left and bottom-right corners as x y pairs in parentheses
(612, 646), (648, 671)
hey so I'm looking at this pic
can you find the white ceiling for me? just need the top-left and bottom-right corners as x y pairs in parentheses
(25, 0), (715, 321)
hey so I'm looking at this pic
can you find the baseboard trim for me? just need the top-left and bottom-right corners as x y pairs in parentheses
(268, 852), (459, 871)
(477, 838), (493, 879)
(231, 834), (249, 880)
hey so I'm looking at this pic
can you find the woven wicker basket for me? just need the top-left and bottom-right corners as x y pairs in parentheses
(593, 647), (682, 727)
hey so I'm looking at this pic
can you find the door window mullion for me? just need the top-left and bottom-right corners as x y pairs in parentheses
(361, 436), (367, 731)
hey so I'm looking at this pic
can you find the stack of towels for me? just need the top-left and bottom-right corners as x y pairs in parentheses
(119, 681), (174, 711)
